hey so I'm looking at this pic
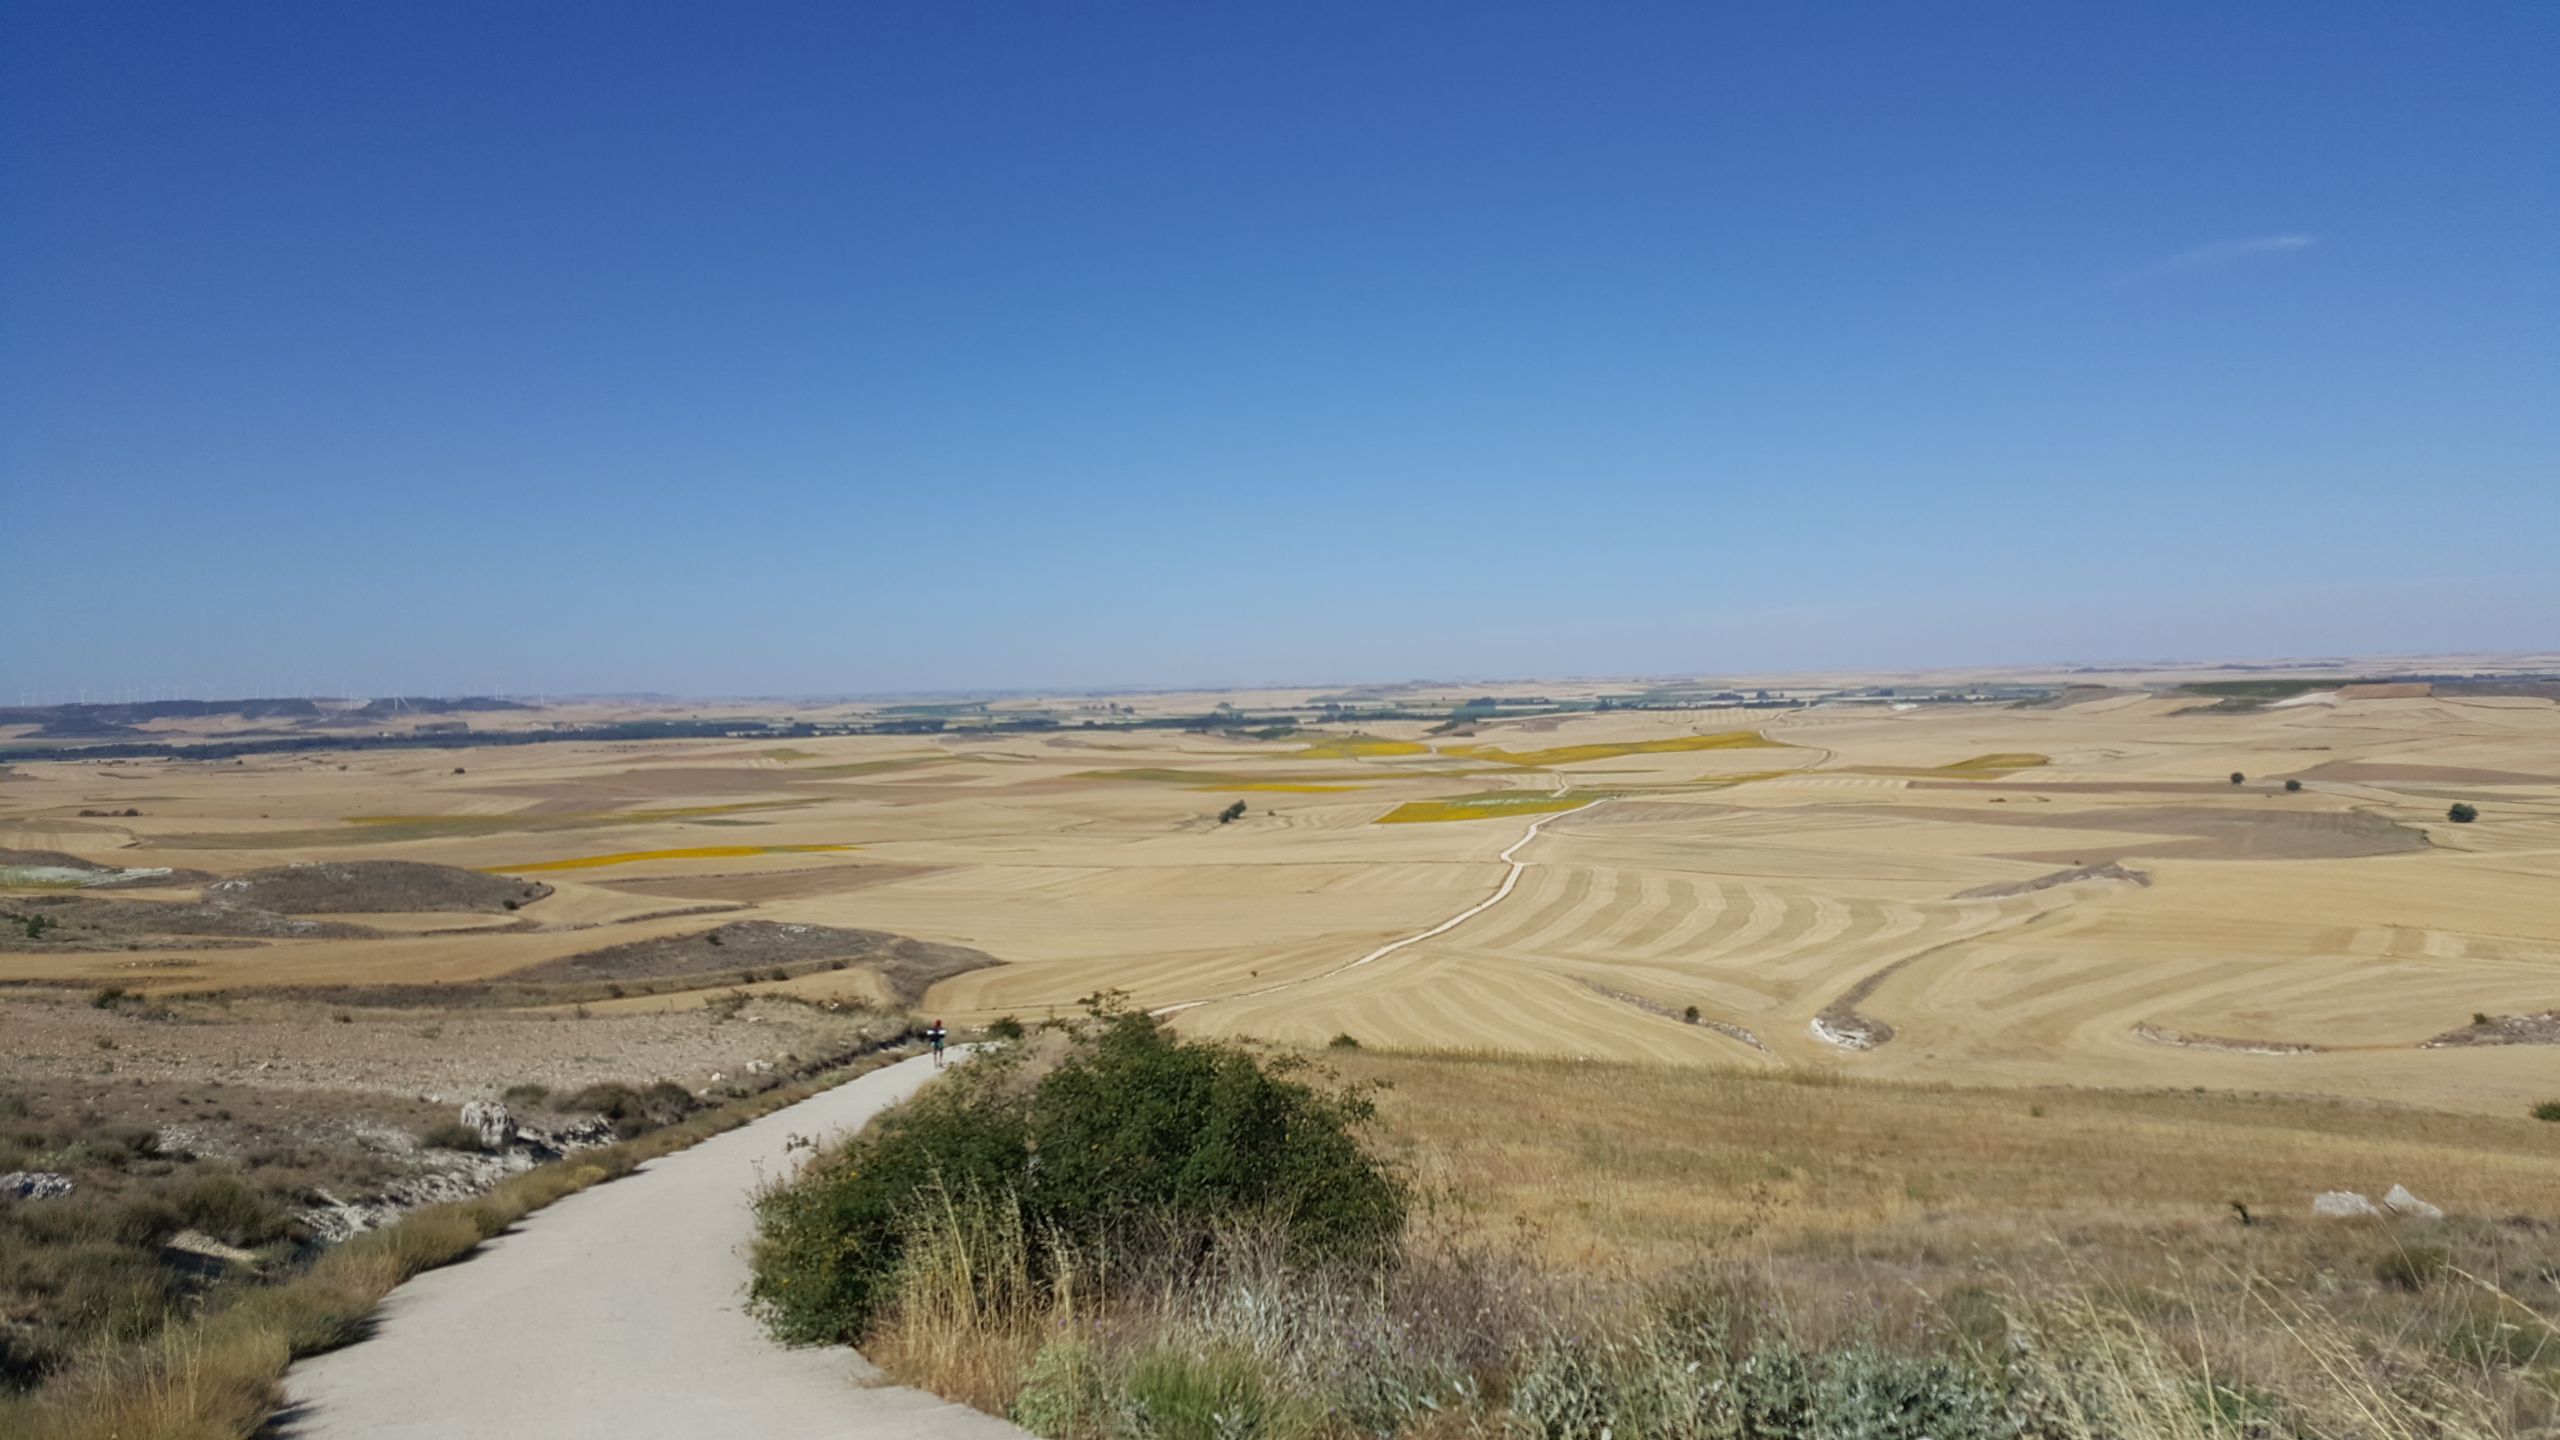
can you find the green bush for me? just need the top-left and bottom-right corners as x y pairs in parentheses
(2531, 1100), (2560, 1123)
(2447, 802), (2478, 823)
(749, 1064), (1031, 1344)
(1122, 1345), (1285, 1440)
(750, 1006), (1403, 1344)
(1009, 1334), (1112, 1438)
(986, 1015), (1026, 1041)
(1025, 1009), (1403, 1254)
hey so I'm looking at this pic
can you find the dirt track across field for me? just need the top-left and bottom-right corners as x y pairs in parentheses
(278, 1051), (1023, 1439)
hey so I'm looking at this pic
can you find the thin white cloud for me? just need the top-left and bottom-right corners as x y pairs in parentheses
(2108, 233), (2317, 288)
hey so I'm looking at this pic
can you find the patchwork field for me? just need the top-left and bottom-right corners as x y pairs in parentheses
(6, 670), (2558, 1117)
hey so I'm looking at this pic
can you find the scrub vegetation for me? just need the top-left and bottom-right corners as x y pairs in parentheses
(773, 1038), (2560, 1439)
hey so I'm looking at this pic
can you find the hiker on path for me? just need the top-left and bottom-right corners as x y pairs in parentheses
(927, 1018), (947, 1068)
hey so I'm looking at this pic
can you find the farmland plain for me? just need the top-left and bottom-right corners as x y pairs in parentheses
(6, 666), (2558, 1117)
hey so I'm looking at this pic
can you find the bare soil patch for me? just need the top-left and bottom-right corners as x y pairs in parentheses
(1550, 800), (1746, 827)
(1955, 861), (2151, 899)
(0, 894), (379, 949)
(1906, 779), (2245, 794)
(1878, 803), (2429, 861)
(2425, 1010), (2560, 1048)
(504, 920), (996, 1005)
(0, 987), (898, 1106)
(2131, 1023), (2325, 1055)
(595, 863), (939, 904)
(205, 861), (553, 914)
(0, 849), (215, 889)
(2297, 761), (2557, 786)
(2006, 806), (2428, 862)
(489, 766), (817, 810)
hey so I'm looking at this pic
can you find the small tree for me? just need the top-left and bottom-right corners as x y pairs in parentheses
(1682, 1005), (1702, 1025)
(2448, 802), (2478, 824)
(2284, 778), (2302, 793)
(1217, 800), (1248, 824)
(2230, 772), (2246, 786)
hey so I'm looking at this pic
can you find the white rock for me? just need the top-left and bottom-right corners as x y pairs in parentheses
(2313, 1190), (2383, 1219)
(164, 1228), (263, 1268)
(1, 1171), (74, 1201)
(2383, 1184), (2444, 1219)
(460, 1100), (517, 1149)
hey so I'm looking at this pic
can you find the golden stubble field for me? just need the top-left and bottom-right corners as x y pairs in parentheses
(5, 676), (2556, 1116)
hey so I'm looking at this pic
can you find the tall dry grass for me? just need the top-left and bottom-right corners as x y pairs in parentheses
(849, 1049), (2560, 1438)
(864, 1194), (2560, 1439)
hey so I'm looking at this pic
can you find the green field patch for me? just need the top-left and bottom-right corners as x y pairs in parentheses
(1856, 753), (2052, 780)
(482, 843), (855, 874)
(1677, 769), (1793, 789)
(1075, 768), (1363, 792)
(1442, 730), (1788, 768)
(795, 755), (949, 778)
(1287, 734), (1430, 760)
(1376, 791), (1609, 824)
(1934, 752), (2048, 776)
(2181, 679), (2365, 699)
(160, 800), (817, 850)
(761, 747), (821, 761)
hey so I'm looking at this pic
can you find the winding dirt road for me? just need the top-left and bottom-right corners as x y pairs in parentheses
(1155, 800), (1601, 1017)
(277, 1052), (1023, 1439)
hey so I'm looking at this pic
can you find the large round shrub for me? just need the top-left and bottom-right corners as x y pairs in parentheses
(750, 1007), (1403, 1343)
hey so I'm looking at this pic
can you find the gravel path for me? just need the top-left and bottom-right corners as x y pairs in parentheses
(277, 1052), (1025, 1438)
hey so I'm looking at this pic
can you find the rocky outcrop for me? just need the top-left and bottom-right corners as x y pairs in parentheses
(1, 1170), (73, 1200)
(461, 1100), (518, 1150)
(2384, 1184), (2444, 1219)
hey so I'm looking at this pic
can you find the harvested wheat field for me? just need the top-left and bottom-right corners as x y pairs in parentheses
(6, 672), (2558, 1117)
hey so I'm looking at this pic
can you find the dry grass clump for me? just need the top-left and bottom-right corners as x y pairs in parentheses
(0, 1096), (312, 1389)
(1331, 1051), (2560, 1261)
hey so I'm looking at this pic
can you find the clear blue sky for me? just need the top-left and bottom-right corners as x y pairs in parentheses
(5, 2), (2553, 700)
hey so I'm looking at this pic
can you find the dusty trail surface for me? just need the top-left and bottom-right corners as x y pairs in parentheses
(1154, 801), (1598, 1017)
(278, 1052), (1023, 1439)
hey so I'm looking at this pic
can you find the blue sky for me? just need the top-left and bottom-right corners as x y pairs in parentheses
(4, 2), (2553, 699)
